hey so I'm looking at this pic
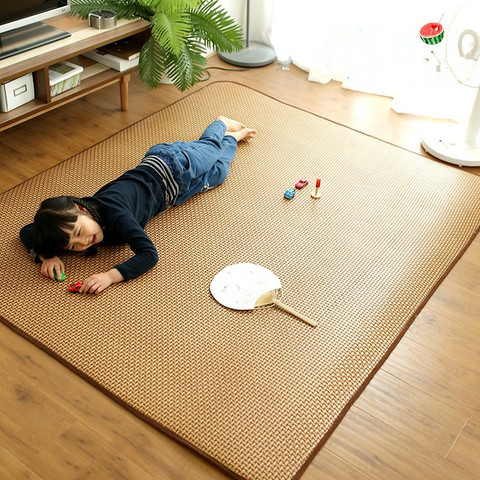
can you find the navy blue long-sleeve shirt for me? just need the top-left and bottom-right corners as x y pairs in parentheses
(20, 163), (170, 281)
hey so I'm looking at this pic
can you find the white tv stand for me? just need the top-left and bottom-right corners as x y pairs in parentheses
(0, 14), (150, 132)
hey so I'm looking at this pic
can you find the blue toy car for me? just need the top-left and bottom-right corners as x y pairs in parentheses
(284, 188), (296, 199)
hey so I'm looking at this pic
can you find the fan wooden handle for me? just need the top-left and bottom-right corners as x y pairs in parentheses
(272, 298), (317, 327)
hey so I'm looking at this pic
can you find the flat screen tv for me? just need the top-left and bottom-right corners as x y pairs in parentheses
(0, 1), (71, 61)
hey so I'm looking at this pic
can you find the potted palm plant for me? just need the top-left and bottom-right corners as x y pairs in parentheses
(71, 0), (244, 91)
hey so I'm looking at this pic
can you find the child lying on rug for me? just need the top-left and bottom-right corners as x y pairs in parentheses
(20, 116), (256, 294)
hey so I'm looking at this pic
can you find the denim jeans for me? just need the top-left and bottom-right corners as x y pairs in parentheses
(144, 120), (238, 206)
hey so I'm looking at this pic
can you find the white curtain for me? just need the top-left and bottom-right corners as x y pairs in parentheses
(247, 0), (476, 122)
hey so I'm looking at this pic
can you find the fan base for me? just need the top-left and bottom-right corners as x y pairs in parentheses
(422, 126), (480, 167)
(219, 42), (276, 67)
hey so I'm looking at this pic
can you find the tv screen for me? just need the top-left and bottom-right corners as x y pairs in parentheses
(0, 1), (70, 33)
(0, 0), (71, 60)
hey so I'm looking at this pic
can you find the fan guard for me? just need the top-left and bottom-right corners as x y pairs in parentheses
(422, 0), (480, 166)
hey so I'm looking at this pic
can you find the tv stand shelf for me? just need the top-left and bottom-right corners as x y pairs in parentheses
(0, 15), (150, 132)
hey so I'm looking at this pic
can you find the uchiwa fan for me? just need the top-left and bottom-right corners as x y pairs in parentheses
(210, 263), (317, 327)
(421, 0), (480, 166)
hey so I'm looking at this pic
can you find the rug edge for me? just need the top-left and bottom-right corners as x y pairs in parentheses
(0, 312), (248, 480)
(292, 225), (480, 480)
(2, 81), (480, 480)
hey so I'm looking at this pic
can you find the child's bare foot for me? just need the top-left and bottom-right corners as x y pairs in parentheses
(217, 116), (247, 132)
(216, 116), (256, 141)
(227, 126), (257, 142)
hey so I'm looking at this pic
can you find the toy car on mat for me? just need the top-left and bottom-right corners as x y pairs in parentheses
(295, 179), (308, 189)
(68, 282), (83, 293)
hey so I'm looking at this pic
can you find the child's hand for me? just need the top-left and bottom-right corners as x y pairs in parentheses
(40, 256), (65, 280)
(80, 269), (124, 295)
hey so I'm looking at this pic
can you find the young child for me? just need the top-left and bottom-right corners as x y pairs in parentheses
(20, 116), (256, 294)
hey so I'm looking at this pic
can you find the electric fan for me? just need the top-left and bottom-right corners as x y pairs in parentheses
(219, 0), (275, 67)
(421, 0), (480, 166)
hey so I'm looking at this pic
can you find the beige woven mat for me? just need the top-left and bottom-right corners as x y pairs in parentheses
(1, 82), (480, 480)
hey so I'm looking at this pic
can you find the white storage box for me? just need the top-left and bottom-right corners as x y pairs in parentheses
(0, 73), (35, 113)
(49, 61), (84, 97)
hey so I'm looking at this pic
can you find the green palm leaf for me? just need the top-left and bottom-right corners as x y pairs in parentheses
(138, 36), (169, 88)
(150, 10), (191, 55)
(71, 0), (153, 20)
(190, 0), (244, 52)
(71, 0), (244, 91)
(138, 0), (200, 14)
(163, 38), (207, 91)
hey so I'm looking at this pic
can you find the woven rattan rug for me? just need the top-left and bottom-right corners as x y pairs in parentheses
(1, 82), (480, 480)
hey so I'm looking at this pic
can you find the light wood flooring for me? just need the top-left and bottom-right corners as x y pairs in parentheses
(1, 55), (479, 480)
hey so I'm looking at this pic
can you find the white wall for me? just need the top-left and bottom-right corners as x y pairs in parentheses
(219, 0), (242, 24)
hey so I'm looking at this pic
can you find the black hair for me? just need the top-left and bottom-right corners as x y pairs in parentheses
(33, 196), (80, 259)
(33, 195), (103, 259)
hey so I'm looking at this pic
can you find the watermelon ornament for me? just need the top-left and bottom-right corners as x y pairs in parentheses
(420, 23), (444, 45)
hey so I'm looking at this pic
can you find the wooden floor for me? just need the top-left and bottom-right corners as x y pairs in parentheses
(1, 56), (479, 480)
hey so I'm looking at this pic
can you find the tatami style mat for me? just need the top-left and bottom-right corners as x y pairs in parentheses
(1, 82), (479, 480)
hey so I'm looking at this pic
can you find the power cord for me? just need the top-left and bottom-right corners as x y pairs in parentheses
(200, 66), (251, 82)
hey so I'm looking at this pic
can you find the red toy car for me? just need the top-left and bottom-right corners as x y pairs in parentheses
(295, 178), (308, 189)
(68, 282), (83, 293)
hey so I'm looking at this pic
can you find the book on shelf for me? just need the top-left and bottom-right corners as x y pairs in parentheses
(81, 49), (139, 72)
(98, 38), (142, 60)
(48, 60), (84, 97)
